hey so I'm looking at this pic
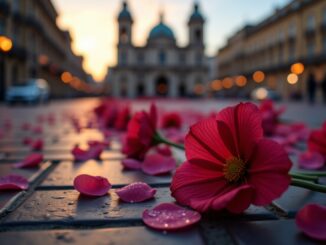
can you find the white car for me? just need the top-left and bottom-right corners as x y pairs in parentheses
(5, 79), (50, 104)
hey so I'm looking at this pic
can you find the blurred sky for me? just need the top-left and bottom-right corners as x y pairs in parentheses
(53, 0), (291, 81)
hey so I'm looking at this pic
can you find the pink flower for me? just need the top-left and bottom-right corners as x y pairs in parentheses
(161, 112), (182, 129)
(0, 174), (29, 190)
(74, 174), (111, 197)
(296, 204), (326, 241)
(308, 122), (326, 158)
(14, 153), (43, 168)
(122, 104), (157, 160)
(142, 203), (201, 230)
(116, 182), (156, 203)
(171, 102), (292, 213)
(298, 151), (325, 170)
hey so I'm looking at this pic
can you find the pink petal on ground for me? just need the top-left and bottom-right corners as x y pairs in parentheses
(298, 151), (325, 170)
(116, 182), (156, 203)
(88, 140), (110, 148)
(296, 204), (326, 241)
(73, 174), (111, 197)
(121, 158), (142, 170)
(142, 203), (201, 230)
(141, 153), (176, 175)
(14, 153), (43, 168)
(154, 145), (172, 156)
(31, 139), (43, 151)
(71, 144), (103, 161)
(0, 174), (29, 190)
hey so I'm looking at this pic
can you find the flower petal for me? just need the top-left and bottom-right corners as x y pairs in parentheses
(116, 182), (156, 203)
(14, 153), (43, 168)
(73, 174), (111, 197)
(185, 118), (230, 167)
(31, 139), (43, 151)
(142, 203), (201, 230)
(0, 174), (29, 190)
(141, 153), (176, 175)
(296, 204), (326, 241)
(248, 139), (292, 206)
(216, 102), (263, 161)
(298, 151), (325, 170)
(121, 158), (142, 170)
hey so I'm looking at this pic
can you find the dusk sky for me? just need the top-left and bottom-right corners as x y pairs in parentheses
(53, 0), (290, 81)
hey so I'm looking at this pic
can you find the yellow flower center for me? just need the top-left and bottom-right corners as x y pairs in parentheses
(223, 157), (246, 183)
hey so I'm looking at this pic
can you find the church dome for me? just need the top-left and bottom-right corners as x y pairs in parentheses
(189, 3), (204, 23)
(148, 14), (175, 41)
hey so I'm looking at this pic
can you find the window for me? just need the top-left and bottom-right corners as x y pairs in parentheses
(307, 40), (315, 57)
(12, 0), (20, 12)
(323, 36), (326, 53)
(288, 41), (296, 62)
(120, 27), (128, 43)
(306, 14), (315, 31)
(196, 52), (202, 65)
(179, 53), (186, 64)
(120, 51), (127, 65)
(323, 8), (326, 25)
(288, 22), (296, 38)
(195, 29), (202, 42)
(158, 50), (166, 65)
(137, 53), (144, 64)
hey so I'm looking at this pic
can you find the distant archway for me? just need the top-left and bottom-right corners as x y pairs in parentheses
(178, 82), (186, 97)
(155, 75), (169, 96)
(137, 82), (145, 97)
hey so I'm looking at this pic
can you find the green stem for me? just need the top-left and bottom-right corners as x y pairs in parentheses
(293, 171), (326, 177)
(291, 178), (326, 193)
(154, 133), (185, 150)
(290, 173), (319, 182)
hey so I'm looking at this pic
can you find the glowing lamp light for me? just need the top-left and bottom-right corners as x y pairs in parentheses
(291, 63), (304, 75)
(211, 80), (222, 91)
(61, 71), (73, 83)
(253, 71), (265, 83)
(222, 77), (233, 89)
(0, 36), (13, 52)
(235, 75), (247, 87)
(38, 55), (49, 65)
(287, 73), (298, 85)
(255, 87), (268, 100)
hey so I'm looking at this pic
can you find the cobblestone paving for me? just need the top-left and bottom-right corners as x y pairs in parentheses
(0, 99), (325, 245)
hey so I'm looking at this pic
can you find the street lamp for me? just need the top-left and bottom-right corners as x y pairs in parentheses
(0, 36), (13, 52)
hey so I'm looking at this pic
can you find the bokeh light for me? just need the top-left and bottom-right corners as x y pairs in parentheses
(38, 55), (49, 65)
(287, 73), (298, 85)
(291, 63), (304, 75)
(0, 36), (13, 52)
(255, 87), (268, 100)
(222, 77), (233, 89)
(211, 80), (222, 91)
(61, 71), (73, 83)
(235, 75), (247, 87)
(253, 71), (265, 83)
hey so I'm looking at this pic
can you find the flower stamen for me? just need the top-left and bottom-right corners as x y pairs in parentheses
(223, 157), (246, 183)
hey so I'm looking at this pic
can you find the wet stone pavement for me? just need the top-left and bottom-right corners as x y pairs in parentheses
(0, 99), (325, 245)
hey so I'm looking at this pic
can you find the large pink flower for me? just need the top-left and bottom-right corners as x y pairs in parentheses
(122, 104), (157, 160)
(308, 122), (326, 158)
(171, 102), (292, 213)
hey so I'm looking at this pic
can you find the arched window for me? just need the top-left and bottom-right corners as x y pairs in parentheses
(120, 27), (128, 43)
(158, 50), (166, 65)
(195, 29), (202, 42)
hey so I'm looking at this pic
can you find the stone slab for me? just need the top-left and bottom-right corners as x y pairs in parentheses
(227, 219), (324, 245)
(0, 226), (205, 245)
(40, 160), (172, 188)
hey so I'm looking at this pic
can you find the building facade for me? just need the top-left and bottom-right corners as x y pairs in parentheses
(107, 1), (209, 98)
(216, 0), (326, 100)
(0, 0), (90, 100)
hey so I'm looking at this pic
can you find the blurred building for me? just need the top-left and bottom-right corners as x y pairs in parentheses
(107, 1), (209, 98)
(0, 0), (90, 100)
(216, 0), (326, 101)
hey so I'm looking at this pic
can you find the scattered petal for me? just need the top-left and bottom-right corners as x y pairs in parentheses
(142, 203), (201, 230)
(71, 144), (104, 161)
(121, 158), (142, 170)
(298, 151), (325, 170)
(296, 204), (326, 241)
(116, 182), (156, 203)
(141, 153), (176, 175)
(73, 174), (111, 197)
(31, 139), (43, 151)
(14, 153), (43, 168)
(0, 174), (29, 190)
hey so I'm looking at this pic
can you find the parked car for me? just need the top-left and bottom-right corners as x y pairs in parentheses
(5, 79), (50, 104)
(251, 87), (282, 101)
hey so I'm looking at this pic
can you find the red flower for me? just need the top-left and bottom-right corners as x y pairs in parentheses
(171, 102), (292, 213)
(161, 112), (182, 129)
(114, 106), (131, 131)
(122, 104), (157, 160)
(259, 100), (285, 136)
(308, 122), (326, 158)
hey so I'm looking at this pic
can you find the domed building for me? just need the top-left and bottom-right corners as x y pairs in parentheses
(107, 1), (209, 98)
